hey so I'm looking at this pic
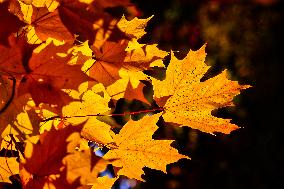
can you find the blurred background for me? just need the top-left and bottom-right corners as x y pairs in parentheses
(112, 0), (283, 189)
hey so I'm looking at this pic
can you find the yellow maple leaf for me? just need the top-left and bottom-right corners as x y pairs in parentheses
(91, 176), (118, 189)
(0, 157), (19, 183)
(63, 132), (107, 185)
(0, 135), (18, 151)
(62, 84), (114, 144)
(62, 90), (110, 123)
(81, 118), (114, 145)
(152, 45), (251, 134)
(125, 39), (168, 68)
(20, 0), (59, 11)
(63, 149), (105, 185)
(117, 15), (153, 39)
(92, 18), (118, 49)
(103, 113), (189, 181)
(0, 94), (40, 143)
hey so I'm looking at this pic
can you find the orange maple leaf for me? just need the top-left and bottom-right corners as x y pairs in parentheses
(18, 42), (91, 106)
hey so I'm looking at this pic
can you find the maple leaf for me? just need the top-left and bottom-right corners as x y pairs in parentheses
(0, 36), (34, 77)
(91, 176), (118, 189)
(123, 80), (150, 104)
(18, 41), (91, 106)
(103, 113), (189, 181)
(152, 45), (251, 134)
(57, 0), (126, 46)
(9, 0), (73, 44)
(22, 124), (83, 176)
(20, 0), (59, 11)
(117, 15), (153, 40)
(0, 93), (40, 143)
(107, 78), (150, 105)
(21, 123), (84, 188)
(0, 74), (15, 113)
(0, 135), (18, 151)
(0, 1), (24, 46)
(62, 131), (106, 185)
(125, 40), (168, 67)
(63, 149), (103, 185)
(89, 39), (167, 87)
(20, 167), (82, 189)
(62, 84), (114, 144)
(0, 37), (47, 140)
(80, 118), (115, 145)
(94, 38), (167, 104)
(46, 171), (81, 189)
(89, 40), (129, 87)
(10, 0), (127, 46)
(62, 84), (111, 121)
(0, 157), (19, 183)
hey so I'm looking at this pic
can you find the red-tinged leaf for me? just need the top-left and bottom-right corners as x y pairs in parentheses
(30, 9), (75, 43)
(89, 40), (167, 87)
(0, 36), (35, 77)
(0, 73), (15, 112)
(58, 0), (126, 45)
(18, 42), (91, 106)
(21, 167), (81, 189)
(124, 81), (150, 105)
(50, 169), (81, 189)
(18, 76), (74, 107)
(0, 1), (24, 46)
(22, 124), (84, 179)
(90, 41), (128, 86)
(9, 0), (74, 43)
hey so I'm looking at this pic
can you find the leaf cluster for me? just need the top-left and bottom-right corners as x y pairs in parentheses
(0, 0), (250, 188)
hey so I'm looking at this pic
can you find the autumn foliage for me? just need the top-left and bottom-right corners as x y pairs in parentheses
(0, 0), (250, 188)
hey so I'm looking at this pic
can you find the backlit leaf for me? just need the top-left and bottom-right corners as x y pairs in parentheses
(152, 45), (251, 134)
(103, 113), (189, 181)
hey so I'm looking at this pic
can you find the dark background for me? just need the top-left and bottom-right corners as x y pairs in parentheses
(121, 0), (283, 189)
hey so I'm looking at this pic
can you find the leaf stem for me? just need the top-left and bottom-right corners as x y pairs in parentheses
(41, 107), (164, 122)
